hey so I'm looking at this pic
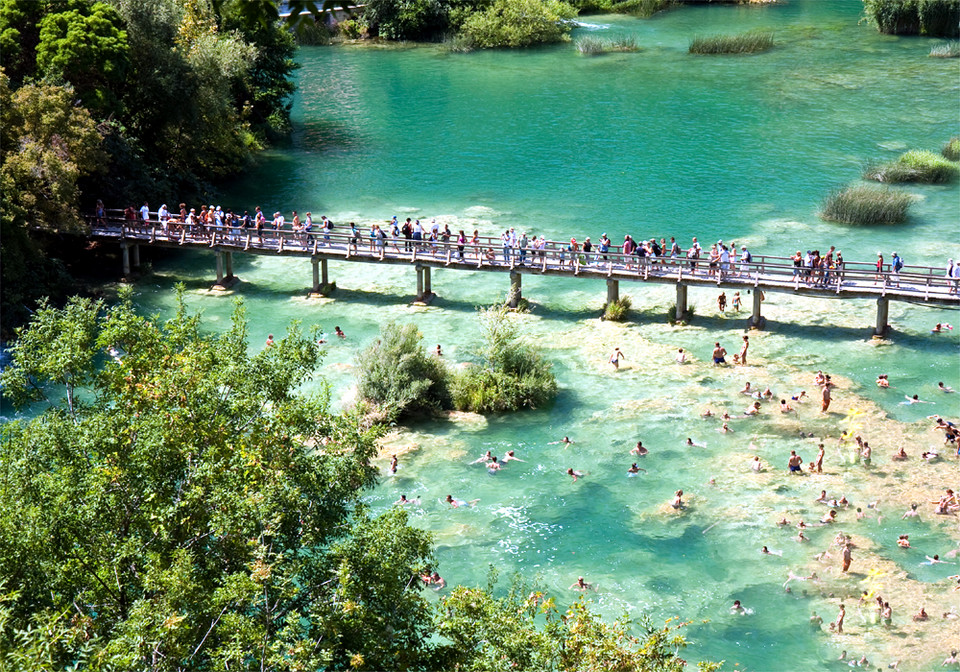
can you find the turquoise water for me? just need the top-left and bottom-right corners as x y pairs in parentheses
(11, 1), (960, 669)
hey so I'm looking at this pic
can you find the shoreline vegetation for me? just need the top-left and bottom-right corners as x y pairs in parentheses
(0, 291), (715, 671)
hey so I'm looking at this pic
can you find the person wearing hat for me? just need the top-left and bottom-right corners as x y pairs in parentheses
(598, 233), (610, 262)
(948, 258), (958, 294)
(890, 252), (903, 287)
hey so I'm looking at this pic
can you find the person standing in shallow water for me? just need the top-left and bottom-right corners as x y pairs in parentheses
(609, 348), (625, 369)
(739, 335), (749, 366)
(712, 342), (727, 366)
(717, 292), (727, 314)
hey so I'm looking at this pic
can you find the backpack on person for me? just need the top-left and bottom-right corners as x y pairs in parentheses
(893, 256), (904, 271)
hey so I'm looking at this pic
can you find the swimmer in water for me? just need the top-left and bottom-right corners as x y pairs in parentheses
(718, 423), (734, 433)
(265, 334), (275, 347)
(902, 503), (920, 519)
(921, 554), (952, 565)
(627, 463), (646, 475)
(744, 401), (761, 416)
(740, 381), (753, 395)
(444, 494), (479, 508)
(334, 326), (345, 338)
(892, 446), (908, 461)
(779, 399), (795, 414)
(700, 408), (714, 418)
(435, 344), (443, 357)
(631, 441), (648, 455)
(470, 451), (494, 465)
(938, 381), (955, 393)
(609, 347), (625, 369)
(486, 456), (501, 472)
(791, 390), (807, 402)
(731, 599), (744, 613)
(876, 374), (890, 388)
(675, 348), (686, 364)
(502, 450), (524, 463)
(901, 394), (932, 405)
(750, 456), (764, 472)
(549, 436), (574, 446)
(395, 494), (421, 506)
(389, 454), (398, 474)
(567, 468), (584, 482)
(685, 437), (707, 448)
(569, 576), (593, 591)
(671, 489), (685, 509)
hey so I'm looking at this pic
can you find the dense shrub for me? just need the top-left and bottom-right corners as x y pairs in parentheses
(450, 305), (557, 413)
(570, 0), (672, 16)
(356, 322), (451, 420)
(819, 185), (914, 225)
(689, 31), (774, 54)
(864, 149), (959, 183)
(363, 0), (451, 40)
(862, 0), (959, 37)
(459, 0), (578, 48)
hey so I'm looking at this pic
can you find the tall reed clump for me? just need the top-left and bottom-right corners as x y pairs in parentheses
(576, 35), (607, 55)
(819, 185), (914, 225)
(689, 31), (774, 55)
(602, 295), (632, 321)
(929, 40), (960, 57)
(576, 35), (640, 55)
(355, 322), (452, 422)
(864, 150), (959, 184)
(862, 0), (959, 38)
(450, 304), (557, 414)
(943, 136), (960, 161)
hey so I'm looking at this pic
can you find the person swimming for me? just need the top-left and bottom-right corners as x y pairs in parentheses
(567, 468), (584, 482)
(502, 450), (525, 463)
(631, 441), (648, 455)
(671, 489), (685, 509)
(627, 463), (646, 476)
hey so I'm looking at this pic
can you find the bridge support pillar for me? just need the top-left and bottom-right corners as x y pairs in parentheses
(749, 290), (765, 329)
(675, 283), (687, 321)
(215, 249), (224, 286)
(415, 265), (434, 304)
(874, 297), (890, 337)
(121, 242), (131, 278)
(211, 248), (238, 290)
(508, 271), (522, 308)
(310, 256), (331, 297)
(224, 251), (233, 280)
(132, 244), (140, 270)
(606, 279), (619, 305)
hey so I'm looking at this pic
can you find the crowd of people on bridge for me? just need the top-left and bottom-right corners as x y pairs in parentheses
(101, 201), (960, 291)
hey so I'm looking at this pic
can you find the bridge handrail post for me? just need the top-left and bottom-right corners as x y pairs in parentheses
(445, 248), (452, 266)
(150, 225), (156, 244)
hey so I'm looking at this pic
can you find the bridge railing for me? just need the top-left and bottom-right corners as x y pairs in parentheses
(88, 213), (960, 297)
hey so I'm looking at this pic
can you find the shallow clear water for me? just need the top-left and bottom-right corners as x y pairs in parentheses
(9, 1), (960, 669)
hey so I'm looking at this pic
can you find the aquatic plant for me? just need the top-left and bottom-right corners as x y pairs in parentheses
(943, 136), (960, 160)
(610, 34), (641, 51)
(603, 295), (632, 321)
(667, 302), (695, 326)
(444, 34), (476, 52)
(862, 0), (959, 38)
(576, 35), (608, 55)
(356, 322), (452, 420)
(819, 185), (914, 225)
(864, 150), (959, 184)
(689, 31), (774, 54)
(450, 304), (557, 413)
(929, 40), (960, 57)
(568, 0), (672, 17)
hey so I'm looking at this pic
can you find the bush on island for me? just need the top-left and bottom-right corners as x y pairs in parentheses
(363, 0), (449, 41)
(864, 149), (959, 184)
(689, 31), (774, 54)
(819, 185), (914, 225)
(356, 322), (451, 421)
(460, 0), (578, 48)
(862, 0), (959, 38)
(450, 304), (557, 413)
(943, 136), (960, 160)
(603, 295), (632, 321)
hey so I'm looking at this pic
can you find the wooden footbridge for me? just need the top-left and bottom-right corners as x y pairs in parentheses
(89, 213), (959, 336)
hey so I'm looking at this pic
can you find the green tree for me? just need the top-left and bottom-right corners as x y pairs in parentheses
(356, 321), (452, 421)
(0, 289), (436, 670)
(459, 0), (577, 48)
(35, 1), (130, 116)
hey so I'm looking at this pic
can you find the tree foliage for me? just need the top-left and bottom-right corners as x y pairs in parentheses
(356, 321), (452, 420)
(459, 0), (577, 48)
(0, 288), (437, 670)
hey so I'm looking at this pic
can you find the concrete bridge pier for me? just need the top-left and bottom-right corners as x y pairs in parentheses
(415, 265), (434, 304)
(606, 279), (619, 305)
(310, 256), (330, 296)
(675, 283), (688, 321)
(224, 251), (233, 281)
(132, 244), (140, 270)
(507, 271), (522, 307)
(748, 290), (765, 329)
(212, 248), (238, 290)
(121, 241), (131, 278)
(874, 297), (890, 337)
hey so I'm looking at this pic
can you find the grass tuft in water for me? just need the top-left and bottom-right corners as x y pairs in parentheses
(929, 41), (960, 57)
(942, 136), (960, 161)
(819, 185), (914, 225)
(689, 31), (774, 55)
(610, 35), (640, 51)
(602, 296), (632, 321)
(576, 36), (608, 55)
(865, 150), (959, 184)
(444, 34), (476, 53)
